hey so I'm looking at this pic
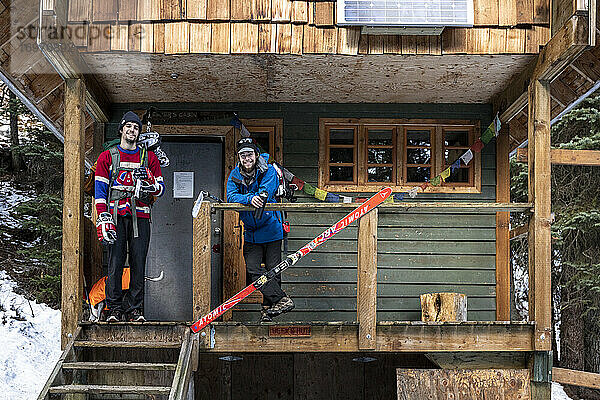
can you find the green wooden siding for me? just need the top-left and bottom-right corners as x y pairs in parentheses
(111, 103), (497, 322)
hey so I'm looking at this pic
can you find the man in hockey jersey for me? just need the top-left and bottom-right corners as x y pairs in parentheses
(94, 111), (165, 322)
(226, 137), (294, 322)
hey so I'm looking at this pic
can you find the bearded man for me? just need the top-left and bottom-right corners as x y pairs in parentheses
(226, 137), (294, 322)
(94, 111), (165, 322)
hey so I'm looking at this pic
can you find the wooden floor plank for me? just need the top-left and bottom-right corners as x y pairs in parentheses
(48, 385), (171, 394)
(62, 362), (177, 370)
(74, 341), (181, 348)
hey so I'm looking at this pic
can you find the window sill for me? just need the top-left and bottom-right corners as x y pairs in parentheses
(322, 184), (483, 194)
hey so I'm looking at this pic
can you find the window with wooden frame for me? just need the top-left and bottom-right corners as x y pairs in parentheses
(319, 119), (481, 193)
(240, 119), (283, 163)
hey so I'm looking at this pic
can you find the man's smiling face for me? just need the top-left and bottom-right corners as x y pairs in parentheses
(239, 151), (256, 173)
(121, 122), (140, 145)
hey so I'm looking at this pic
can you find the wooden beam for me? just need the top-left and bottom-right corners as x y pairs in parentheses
(192, 201), (211, 324)
(61, 78), (85, 349)
(208, 322), (535, 352)
(357, 208), (377, 350)
(516, 147), (600, 165)
(496, 126), (511, 321)
(553, 367), (600, 389)
(510, 223), (529, 240)
(527, 79), (552, 351)
(211, 202), (533, 213)
(493, 13), (589, 123)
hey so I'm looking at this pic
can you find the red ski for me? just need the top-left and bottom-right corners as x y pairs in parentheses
(190, 186), (392, 333)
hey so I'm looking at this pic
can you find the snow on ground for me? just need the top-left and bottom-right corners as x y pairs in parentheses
(0, 180), (34, 230)
(553, 382), (577, 400)
(0, 270), (61, 400)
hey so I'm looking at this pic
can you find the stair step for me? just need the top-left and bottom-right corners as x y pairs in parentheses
(48, 385), (171, 395)
(62, 361), (177, 371)
(74, 340), (181, 348)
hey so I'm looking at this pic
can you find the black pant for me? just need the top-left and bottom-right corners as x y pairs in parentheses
(106, 215), (150, 313)
(243, 240), (286, 306)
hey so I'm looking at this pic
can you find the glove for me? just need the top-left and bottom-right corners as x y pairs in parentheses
(96, 212), (117, 244)
(134, 167), (155, 184)
(134, 167), (159, 193)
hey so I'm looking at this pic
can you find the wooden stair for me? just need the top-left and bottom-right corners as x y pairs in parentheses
(37, 322), (197, 400)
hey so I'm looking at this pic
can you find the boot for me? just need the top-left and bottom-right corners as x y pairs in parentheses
(266, 297), (294, 318)
(260, 306), (273, 322)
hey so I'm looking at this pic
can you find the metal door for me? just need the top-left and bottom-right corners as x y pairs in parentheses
(145, 137), (223, 321)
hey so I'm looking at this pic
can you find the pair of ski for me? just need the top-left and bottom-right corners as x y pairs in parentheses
(190, 186), (392, 333)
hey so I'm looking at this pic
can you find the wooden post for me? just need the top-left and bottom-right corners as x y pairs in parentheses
(61, 78), (86, 349)
(528, 79), (552, 399)
(192, 201), (212, 322)
(420, 293), (467, 321)
(496, 125), (511, 321)
(527, 79), (552, 351)
(357, 208), (377, 350)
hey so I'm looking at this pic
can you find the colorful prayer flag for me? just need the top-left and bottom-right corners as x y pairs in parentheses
(291, 176), (305, 191)
(451, 159), (461, 172)
(393, 193), (405, 201)
(420, 182), (429, 191)
(341, 195), (352, 203)
(315, 187), (327, 201)
(408, 187), (418, 198)
(494, 114), (501, 137)
(481, 125), (495, 144)
(303, 183), (316, 196)
(440, 167), (451, 181)
(471, 139), (484, 153)
(325, 192), (340, 203)
(460, 150), (474, 165)
(430, 176), (441, 186)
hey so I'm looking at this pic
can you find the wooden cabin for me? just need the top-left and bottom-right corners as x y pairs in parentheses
(1, 0), (599, 397)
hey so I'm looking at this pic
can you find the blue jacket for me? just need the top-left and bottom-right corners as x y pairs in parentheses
(226, 153), (283, 244)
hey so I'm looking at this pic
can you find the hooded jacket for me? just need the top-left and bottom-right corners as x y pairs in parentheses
(226, 153), (284, 244)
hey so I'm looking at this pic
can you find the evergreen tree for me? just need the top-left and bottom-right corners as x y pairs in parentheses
(0, 84), (63, 308)
(511, 95), (600, 399)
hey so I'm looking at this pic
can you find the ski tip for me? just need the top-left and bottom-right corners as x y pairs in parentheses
(379, 187), (393, 199)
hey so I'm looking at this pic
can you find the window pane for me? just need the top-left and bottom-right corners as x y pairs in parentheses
(444, 130), (469, 147)
(406, 167), (430, 182)
(368, 167), (392, 182)
(445, 167), (469, 183)
(368, 148), (392, 164)
(407, 148), (431, 164)
(329, 129), (355, 145)
(252, 131), (270, 153)
(330, 148), (354, 163)
(444, 148), (465, 164)
(330, 166), (354, 182)
(406, 130), (431, 146)
(368, 129), (393, 146)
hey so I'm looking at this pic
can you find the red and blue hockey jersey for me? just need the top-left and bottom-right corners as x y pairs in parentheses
(94, 145), (165, 219)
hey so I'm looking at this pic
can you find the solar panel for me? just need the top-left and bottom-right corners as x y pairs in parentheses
(337, 0), (474, 26)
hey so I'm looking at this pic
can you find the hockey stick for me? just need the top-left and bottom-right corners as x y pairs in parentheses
(190, 186), (392, 333)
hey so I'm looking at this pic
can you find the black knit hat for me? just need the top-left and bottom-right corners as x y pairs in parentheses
(119, 111), (142, 133)
(237, 137), (260, 154)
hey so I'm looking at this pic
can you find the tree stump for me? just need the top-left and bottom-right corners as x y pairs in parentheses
(420, 293), (467, 322)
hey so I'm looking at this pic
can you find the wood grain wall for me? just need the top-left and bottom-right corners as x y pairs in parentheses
(64, 0), (551, 55)
(110, 102), (498, 323)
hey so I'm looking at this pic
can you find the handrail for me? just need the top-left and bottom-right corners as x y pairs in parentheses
(210, 202), (533, 212)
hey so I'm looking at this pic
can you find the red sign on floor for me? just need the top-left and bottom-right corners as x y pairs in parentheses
(268, 326), (311, 337)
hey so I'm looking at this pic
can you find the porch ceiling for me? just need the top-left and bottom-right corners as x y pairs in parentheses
(82, 53), (534, 104)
